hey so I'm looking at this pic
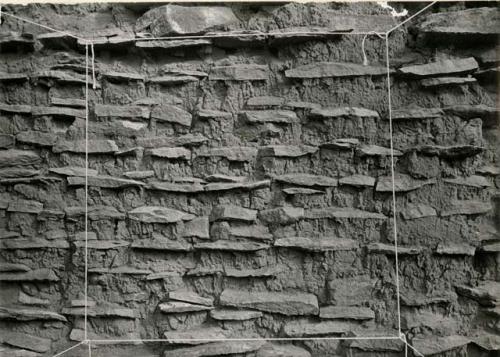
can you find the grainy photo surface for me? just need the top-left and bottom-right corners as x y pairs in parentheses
(0, 1), (498, 356)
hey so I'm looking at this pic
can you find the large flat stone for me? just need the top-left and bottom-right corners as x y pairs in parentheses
(164, 327), (227, 345)
(163, 340), (265, 357)
(320, 306), (375, 320)
(443, 175), (492, 188)
(182, 217), (210, 239)
(62, 305), (137, 318)
(376, 174), (436, 193)
(209, 64), (269, 81)
(401, 204), (437, 220)
(128, 206), (195, 224)
(197, 147), (257, 161)
(256, 343), (311, 357)
(67, 175), (145, 188)
(148, 181), (205, 193)
(224, 266), (281, 278)
(0, 239), (68, 250)
(16, 131), (57, 147)
(416, 7), (499, 40)
(159, 301), (213, 314)
(274, 173), (338, 187)
(209, 205), (257, 222)
(0, 104), (31, 114)
(49, 166), (98, 177)
(0, 150), (40, 169)
(259, 206), (305, 224)
(367, 243), (423, 256)
(246, 96), (285, 109)
(435, 243), (475, 256)
(283, 320), (352, 337)
(274, 237), (358, 252)
(151, 105), (192, 127)
(310, 107), (379, 119)
(0, 263), (30, 272)
(258, 145), (318, 158)
(203, 180), (270, 192)
(94, 104), (150, 119)
(219, 289), (319, 316)
(137, 39), (211, 50)
(0, 306), (66, 321)
(420, 76), (477, 88)
(53, 139), (118, 154)
(66, 205), (126, 220)
(0, 168), (40, 179)
(268, 26), (351, 46)
(0, 268), (59, 282)
(169, 289), (213, 307)
(210, 309), (262, 321)
(131, 238), (192, 251)
(137, 134), (207, 148)
(444, 104), (498, 127)
(147, 147), (191, 160)
(412, 335), (470, 356)
(7, 199), (43, 214)
(399, 57), (478, 77)
(455, 281), (500, 307)
(136, 5), (238, 37)
(229, 224), (273, 241)
(441, 200), (492, 217)
(415, 144), (484, 158)
(0, 330), (51, 353)
(285, 62), (388, 79)
(357, 145), (403, 157)
(239, 110), (299, 124)
(194, 241), (269, 252)
(32, 106), (85, 118)
(391, 107), (443, 120)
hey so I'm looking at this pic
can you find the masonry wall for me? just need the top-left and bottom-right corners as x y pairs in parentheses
(0, 2), (498, 357)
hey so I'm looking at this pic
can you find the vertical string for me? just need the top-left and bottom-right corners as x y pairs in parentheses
(385, 32), (402, 335)
(91, 43), (96, 89)
(361, 31), (385, 66)
(84, 43), (89, 343)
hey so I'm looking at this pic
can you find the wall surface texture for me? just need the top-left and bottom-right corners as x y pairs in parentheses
(0, 2), (498, 357)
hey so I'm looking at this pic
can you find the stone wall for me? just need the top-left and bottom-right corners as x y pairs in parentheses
(0, 2), (498, 357)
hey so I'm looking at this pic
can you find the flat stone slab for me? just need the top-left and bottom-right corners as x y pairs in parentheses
(444, 104), (498, 127)
(259, 206), (305, 224)
(209, 64), (269, 81)
(400, 291), (457, 307)
(203, 180), (270, 192)
(285, 62), (388, 79)
(376, 174), (436, 193)
(94, 104), (150, 119)
(128, 206), (195, 224)
(219, 289), (319, 316)
(441, 200), (492, 217)
(367, 243), (423, 255)
(66, 205), (125, 220)
(443, 175), (491, 188)
(415, 144), (484, 158)
(421, 76), (477, 87)
(197, 147), (257, 161)
(274, 237), (358, 252)
(401, 204), (437, 220)
(148, 181), (205, 193)
(68, 175), (145, 188)
(159, 301), (214, 314)
(87, 266), (150, 275)
(164, 327), (227, 345)
(151, 105), (192, 127)
(399, 57), (478, 77)
(224, 266), (281, 278)
(16, 131), (57, 147)
(435, 243), (475, 256)
(210, 309), (263, 321)
(0, 168), (40, 179)
(246, 96), (285, 108)
(53, 139), (118, 154)
(137, 133), (207, 148)
(416, 7), (500, 38)
(7, 199), (43, 214)
(274, 173), (338, 187)
(194, 241), (269, 252)
(124, 170), (155, 179)
(32, 106), (85, 118)
(169, 290), (213, 306)
(391, 107), (443, 120)
(136, 4), (238, 37)
(455, 281), (500, 307)
(0, 239), (68, 250)
(50, 97), (86, 108)
(210, 205), (257, 222)
(412, 335), (470, 356)
(0, 150), (40, 169)
(137, 39), (212, 50)
(147, 147), (191, 160)
(163, 340), (265, 357)
(310, 107), (379, 119)
(0, 306), (66, 321)
(258, 145), (318, 158)
(256, 343), (311, 357)
(320, 306), (375, 320)
(283, 320), (352, 337)
(239, 110), (298, 124)
(62, 305), (136, 318)
(0, 104), (32, 114)
(0, 263), (30, 272)
(321, 138), (360, 150)
(49, 166), (98, 176)
(357, 145), (403, 157)
(0, 330), (51, 353)
(349, 337), (404, 352)
(305, 207), (387, 220)
(339, 174), (375, 187)
(131, 239), (192, 251)
(101, 71), (145, 82)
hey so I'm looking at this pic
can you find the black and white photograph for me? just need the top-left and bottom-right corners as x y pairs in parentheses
(0, 1), (498, 356)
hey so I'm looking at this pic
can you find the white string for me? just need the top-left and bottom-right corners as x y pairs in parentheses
(387, 2), (437, 34)
(88, 340), (92, 357)
(385, 32), (402, 335)
(51, 341), (85, 357)
(0, 6), (2, 25)
(361, 31), (385, 66)
(88, 336), (401, 343)
(91, 43), (96, 90)
(84, 43), (89, 343)
(404, 340), (425, 357)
